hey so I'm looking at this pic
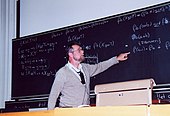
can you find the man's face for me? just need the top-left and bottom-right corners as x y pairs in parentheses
(71, 45), (85, 62)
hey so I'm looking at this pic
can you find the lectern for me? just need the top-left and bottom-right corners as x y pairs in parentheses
(95, 79), (155, 106)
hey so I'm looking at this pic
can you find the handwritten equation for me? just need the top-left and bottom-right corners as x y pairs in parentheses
(117, 4), (170, 24)
(131, 16), (170, 53)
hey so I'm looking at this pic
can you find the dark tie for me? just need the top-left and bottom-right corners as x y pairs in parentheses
(78, 71), (85, 84)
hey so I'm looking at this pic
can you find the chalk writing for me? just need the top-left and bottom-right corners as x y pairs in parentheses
(165, 41), (170, 50)
(131, 32), (150, 40)
(137, 38), (161, 46)
(117, 5), (170, 24)
(157, 93), (166, 99)
(20, 58), (47, 65)
(150, 6), (166, 14)
(78, 20), (109, 32)
(117, 13), (137, 24)
(67, 34), (85, 42)
(132, 22), (152, 33)
(18, 42), (58, 59)
(133, 44), (161, 53)
(21, 70), (56, 77)
(132, 17), (169, 32)
(85, 53), (98, 64)
(19, 37), (37, 46)
(156, 92), (170, 100)
(93, 41), (114, 50)
(24, 64), (49, 71)
(65, 28), (75, 35)
(51, 32), (63, 38)
(81, 41), (114, 51)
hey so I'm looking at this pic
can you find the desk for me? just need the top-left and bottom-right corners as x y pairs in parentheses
(0, 105), (169, 116)
(0, 110), (54, 116)
(150, 104), (170, 116)
(54, 106), (147, 116)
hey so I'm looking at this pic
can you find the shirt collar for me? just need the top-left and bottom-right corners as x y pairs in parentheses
(67, 61), (82, 72)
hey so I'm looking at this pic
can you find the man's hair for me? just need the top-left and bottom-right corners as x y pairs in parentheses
(65, 41), (81, 60)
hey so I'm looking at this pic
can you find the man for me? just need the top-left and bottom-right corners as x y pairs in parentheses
(48, 42), (130, 110)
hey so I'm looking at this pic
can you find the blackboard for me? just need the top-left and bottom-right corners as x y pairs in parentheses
(12, 2), (170, 99)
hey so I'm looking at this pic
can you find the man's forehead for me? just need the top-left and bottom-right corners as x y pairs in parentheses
(72, 45), (80, 48)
